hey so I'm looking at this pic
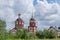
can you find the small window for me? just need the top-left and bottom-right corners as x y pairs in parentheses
(29, 27), (32, 32)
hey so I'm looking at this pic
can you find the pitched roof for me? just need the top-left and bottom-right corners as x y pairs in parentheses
(48, 26), (60, 32)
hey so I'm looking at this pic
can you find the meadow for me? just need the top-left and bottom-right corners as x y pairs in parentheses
(7, 38), (60, 40)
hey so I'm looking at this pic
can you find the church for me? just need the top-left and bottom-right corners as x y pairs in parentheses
(11, 13), (37, 34)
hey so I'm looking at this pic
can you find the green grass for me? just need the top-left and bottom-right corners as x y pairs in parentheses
(6, 38), (60, 40)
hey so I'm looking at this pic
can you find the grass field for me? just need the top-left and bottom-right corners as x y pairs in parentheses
(7, 38), (60, 40)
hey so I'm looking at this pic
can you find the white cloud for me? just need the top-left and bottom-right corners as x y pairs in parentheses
(34, 0), (60, 30)
(0, 0), (60, 31)
(0, 0), (14, 7)
(0, 7), (15, 30)
(0, 0), (35, 30)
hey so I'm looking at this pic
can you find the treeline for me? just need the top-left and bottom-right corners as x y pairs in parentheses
(36, 30), (57, 39)
(0, 19), (57, 40)
(3, 29), (57, 39)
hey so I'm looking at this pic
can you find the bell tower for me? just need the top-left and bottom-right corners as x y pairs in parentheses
(15, 13), (24, 29)
(28, 13), (37, 33)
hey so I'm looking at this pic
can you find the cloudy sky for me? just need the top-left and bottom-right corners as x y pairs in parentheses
(0, 0), (60, 31)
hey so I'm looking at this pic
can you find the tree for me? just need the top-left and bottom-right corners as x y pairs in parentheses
(22, 29), (38, 39)
(43, 30), (49, 38)
(14, 29), (38, 39)
(48, 30), (57, 38)
(36, 30), (57, 39)
(15, 29), (24, 39)
(36, 31), (44, 39)
(0, 19), (6, 40)
(43, 30), (57, 39)
(21, 29), (29, 39)
(0, 19), (6, 31)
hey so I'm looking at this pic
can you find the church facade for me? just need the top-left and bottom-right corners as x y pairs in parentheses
(15, 14), (24, 29)
(28, 15), (37, 33)
(11, 13), (37, 33)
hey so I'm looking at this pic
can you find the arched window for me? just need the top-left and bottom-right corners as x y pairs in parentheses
(29, 27), (32, 32)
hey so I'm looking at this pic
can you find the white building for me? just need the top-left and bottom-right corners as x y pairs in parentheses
(48, 26), (60, 37)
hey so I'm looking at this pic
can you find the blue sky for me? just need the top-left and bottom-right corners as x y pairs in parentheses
(0, 0), (60, 31)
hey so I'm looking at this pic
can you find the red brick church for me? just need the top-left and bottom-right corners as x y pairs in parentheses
(28, 14), (37, 33)
(11, 13), (37, 33)
(15, 14), (24, 29)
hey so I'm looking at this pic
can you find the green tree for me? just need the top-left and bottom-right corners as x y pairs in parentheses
(48, 30), (57, 38)
(43, 30), (50, 38)
(0, 20), (6, 31)
(43, 30), (56, 39)
(22, 29), (38, 39)
(14, 29), (38, 39)
(36, 30), (57, 39)
(0, 19), (6, 40)
(28, 33), (38, 39)
(36, 31), (44, 39)
(21, 29), (29, 39)
(15, 29), (24, 39)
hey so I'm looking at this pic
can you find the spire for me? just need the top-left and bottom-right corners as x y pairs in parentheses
(30, 12), (35, 21)
(32, 13), (33, 18)
(18, 13), (21, 18)
(32, 9), (34, 18)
